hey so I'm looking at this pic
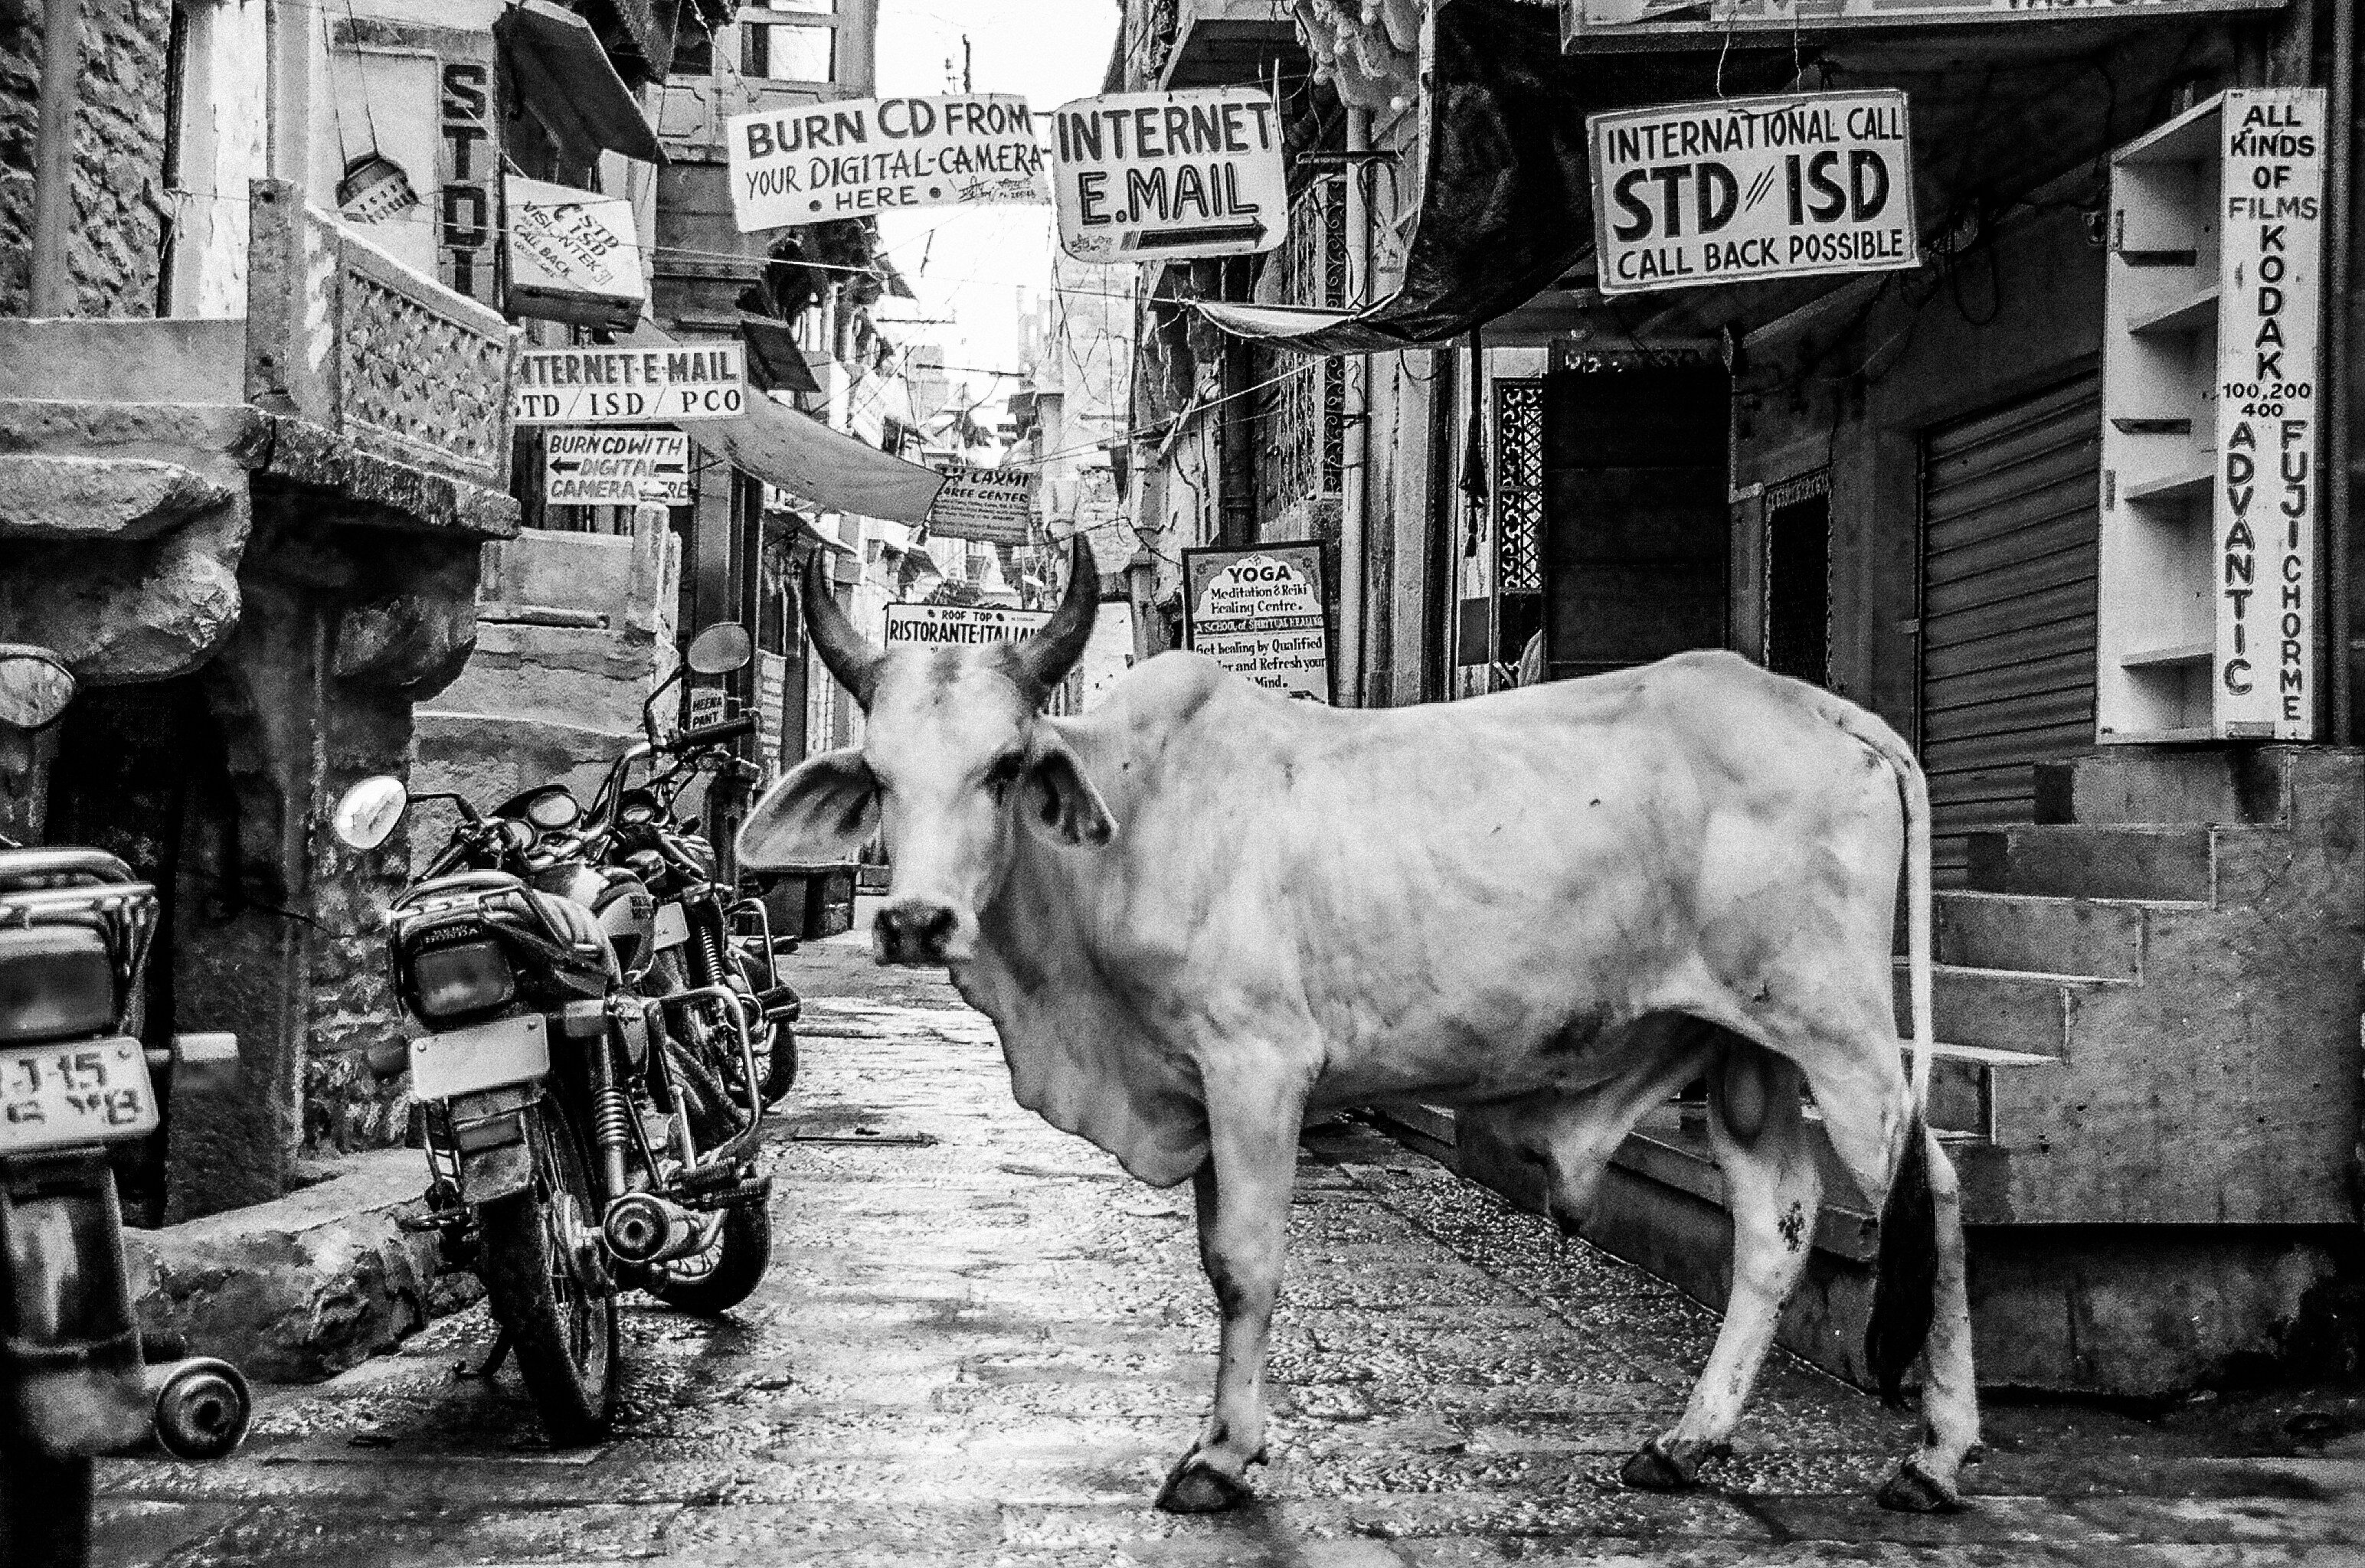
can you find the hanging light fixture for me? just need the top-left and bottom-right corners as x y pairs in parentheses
(336, 149), (420, 225)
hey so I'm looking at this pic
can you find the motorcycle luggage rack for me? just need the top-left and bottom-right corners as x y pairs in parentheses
(649, 982), (767, 1167)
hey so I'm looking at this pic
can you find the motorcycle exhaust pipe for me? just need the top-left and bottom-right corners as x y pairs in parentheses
(146, 1357), (252, 1461)
(602, 1192), (702, 1266)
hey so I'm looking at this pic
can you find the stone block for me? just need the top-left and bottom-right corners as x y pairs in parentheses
(1964, 823), (2216, 901)
(122, 1150), (477, 1384)
(1932, 890), (2147, 981)
(0, 453), (233, 541)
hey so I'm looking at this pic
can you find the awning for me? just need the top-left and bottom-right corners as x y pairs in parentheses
(738, 313), (824, 394)
(625, 324), (947, 524)
(497, 2), (667, 166)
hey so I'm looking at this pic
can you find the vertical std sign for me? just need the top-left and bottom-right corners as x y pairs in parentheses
(2215, 88), (2326, 737)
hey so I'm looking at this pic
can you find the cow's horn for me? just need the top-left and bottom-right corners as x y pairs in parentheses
(1012, 536), (1099, 699)
(800, 546), (884, 709)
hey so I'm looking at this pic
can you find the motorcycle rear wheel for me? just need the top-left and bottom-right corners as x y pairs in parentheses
(646, 1201), (772, 1315)
(478, 1102), (619, 1446)
(0, 1444), (92, 1567)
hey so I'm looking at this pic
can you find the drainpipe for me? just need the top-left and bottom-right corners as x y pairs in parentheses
(1340, 109), (1373, 706)
(2329, 0), (2357, 743)
(29, 0), (84, 315)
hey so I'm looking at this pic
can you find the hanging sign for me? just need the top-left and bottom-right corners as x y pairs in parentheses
(1051, 87), (1286, 261)
(728, 94), (1048, 230)
(1182, 543), (1331, 703)
(543, 429), (689, 506)
(926, 468), (1036, 544)
(1588, 90), (1918, 295)
(883, 602), (1051, 649)
(2213, 88), (2325, 740)
(505, 176), (645, 331)
(515, 345), (745, 425)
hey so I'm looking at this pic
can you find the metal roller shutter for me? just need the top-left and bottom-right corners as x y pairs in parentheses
(1920, 374), (2101, 884)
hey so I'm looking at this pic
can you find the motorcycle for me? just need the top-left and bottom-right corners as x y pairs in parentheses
(0, 645), (252, 1566)
(332, 629), (775, 1443)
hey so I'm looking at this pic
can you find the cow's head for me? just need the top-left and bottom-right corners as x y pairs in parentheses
(737, 537), (1113, 967)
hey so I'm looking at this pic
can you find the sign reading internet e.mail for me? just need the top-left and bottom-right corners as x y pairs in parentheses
(543, 429), (689, 506)
(1052, 87), (1286, 262)
(728, 94), (1048, 230)
(1588, 90), (1919, 295)
(515, 346), (745, 425)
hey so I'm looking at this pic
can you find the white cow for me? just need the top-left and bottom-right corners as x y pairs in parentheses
(742, 537), (1978, 1514)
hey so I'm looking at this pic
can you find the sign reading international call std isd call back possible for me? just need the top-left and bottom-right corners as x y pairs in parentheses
(1589, 90), (1918, 295)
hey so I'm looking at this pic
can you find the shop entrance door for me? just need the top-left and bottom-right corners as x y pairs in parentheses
(1919, 372), (2102, 884)
(1539, 366), (1729, 681)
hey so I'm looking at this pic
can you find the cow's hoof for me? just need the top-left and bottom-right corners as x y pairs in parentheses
(1876, 1458), (1964, 1514)
(1618, 1437), (1698, 1492)
(1156, 1453), (1251, 1514)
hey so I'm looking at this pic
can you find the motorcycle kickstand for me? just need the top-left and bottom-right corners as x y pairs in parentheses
(457, 1326), (515, 1382)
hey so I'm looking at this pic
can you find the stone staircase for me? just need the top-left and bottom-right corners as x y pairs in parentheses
(1901, 746), (2364, 1228)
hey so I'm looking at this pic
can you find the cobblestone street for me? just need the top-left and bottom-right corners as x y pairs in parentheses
(93, 939), (2365, 1566)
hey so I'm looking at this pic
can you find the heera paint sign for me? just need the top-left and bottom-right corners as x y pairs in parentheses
(1051, 87), (1286, 262)
(926, 468), (1035, 544)
(1588, 90), (1918, 295)
(2214, 88), (2326, 739)
(543, 428), (689, 506)
(515, 345), (745, 425)
(1182, 543), (1330, 702)
(728, 94), (1048, 230)
(882, 602), (1051, 649)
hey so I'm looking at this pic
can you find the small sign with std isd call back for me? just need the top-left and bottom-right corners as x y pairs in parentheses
(1588, 90), (1918, 295)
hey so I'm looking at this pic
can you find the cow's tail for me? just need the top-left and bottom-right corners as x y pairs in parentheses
(1833, 707), (1941, 1404)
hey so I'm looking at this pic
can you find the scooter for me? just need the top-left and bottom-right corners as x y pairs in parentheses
(0, 645), (252, 1567)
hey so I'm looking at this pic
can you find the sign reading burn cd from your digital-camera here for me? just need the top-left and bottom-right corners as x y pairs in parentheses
(1589, 90), (1919, 295)
(1052, 87), (1287, 262)
(728, 94), (1048, 230)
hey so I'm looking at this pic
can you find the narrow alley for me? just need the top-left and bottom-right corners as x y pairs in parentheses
(90, 938), (2365, 1567)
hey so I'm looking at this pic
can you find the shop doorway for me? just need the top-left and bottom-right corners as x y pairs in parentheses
(1539, 364), (1729, 680)
(1762, 472), (1831, 688)
(1919, 373), (2102, 884)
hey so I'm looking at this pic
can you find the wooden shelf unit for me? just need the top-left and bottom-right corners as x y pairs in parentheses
(2095, 89), (2327, 743)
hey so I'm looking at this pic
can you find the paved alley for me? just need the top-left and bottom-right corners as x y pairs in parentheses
(93, 940), (2365, 1567)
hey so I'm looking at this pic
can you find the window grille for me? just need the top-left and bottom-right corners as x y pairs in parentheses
(1493, 379), (1545, 595)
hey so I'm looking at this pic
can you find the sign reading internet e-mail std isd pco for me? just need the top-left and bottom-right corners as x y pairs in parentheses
(1052, 87), (1286, 262)
(1588, 90), (1918, 295)
(515, 345), (744, 425)
(543, 429), (689, 506)
(728, 95), (1047, 230)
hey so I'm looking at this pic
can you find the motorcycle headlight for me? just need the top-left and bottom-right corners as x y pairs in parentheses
(0, 926), (119, 1044)
(409, 939), (515, 1021)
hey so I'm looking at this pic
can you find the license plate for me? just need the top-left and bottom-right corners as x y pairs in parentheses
(652, 900), (689, 952)
(411, 1014), (550, 1101)
(0, 1039), (159, 1155)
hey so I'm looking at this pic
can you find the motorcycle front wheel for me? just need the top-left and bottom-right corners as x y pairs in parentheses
(0, 1443), (92, 1567)
(645, 1201), (772, 1315)
(477, 1101), (619, 1446)
(757, 1018), (797, 1106)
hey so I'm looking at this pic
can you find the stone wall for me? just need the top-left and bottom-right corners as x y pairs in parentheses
(0, 1), (172, 317)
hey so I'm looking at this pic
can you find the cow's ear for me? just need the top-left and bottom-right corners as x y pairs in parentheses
(1022, 734), (1117, 848)
(736, 748), (879, 870)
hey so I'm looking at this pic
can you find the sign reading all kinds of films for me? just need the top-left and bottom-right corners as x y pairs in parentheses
(1589, 90), (1918, 295)
(1569, 0), (2281, 39)
(1052, 87), (1287, 262)
(927, 468), (1037, 545)
(505, 176), (645, 330)
(1182, 544), (1331, 703)
(515, 345), (745, 426)
(883, 603), (1052, 650)
(2214, 88), (2325, 739)
(543, 429), (689, 507)
(728, 94), (1048, 230)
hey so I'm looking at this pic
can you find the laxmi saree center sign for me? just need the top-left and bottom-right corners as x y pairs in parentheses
(1567, 0), (2281, 41)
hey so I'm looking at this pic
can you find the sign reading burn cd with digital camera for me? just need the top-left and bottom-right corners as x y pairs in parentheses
(1052, 87), (1286, 261)
(1588, 90), (1918, 295)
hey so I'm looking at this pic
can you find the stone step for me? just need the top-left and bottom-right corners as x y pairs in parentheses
(2032, 747), (2297, 828)
(1928, 889), (2179, 982)
(1893, 960), (2125, 1057)
(1962, 823), (2222, 902)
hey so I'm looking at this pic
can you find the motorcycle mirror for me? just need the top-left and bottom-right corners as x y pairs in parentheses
(0, 644), (76, 730)
(332, 775), (408, 851)
(686, 622), (753, 676)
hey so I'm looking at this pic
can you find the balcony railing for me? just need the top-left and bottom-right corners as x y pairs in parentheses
(244, 179), (519, 491)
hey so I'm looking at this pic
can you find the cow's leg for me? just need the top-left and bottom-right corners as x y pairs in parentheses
(1519, 1017), (1719, 1238)
(1156, 1065), (1308, 1514)
(1623, 1040), (1819, 1492)
(1805, 1049), (1980, 1513)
